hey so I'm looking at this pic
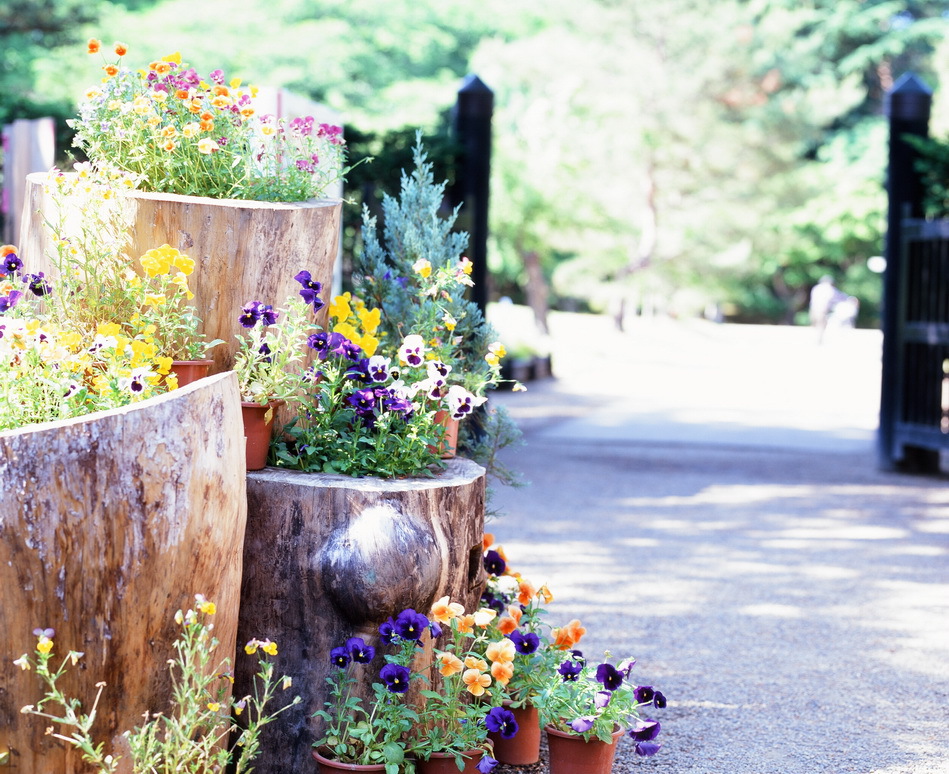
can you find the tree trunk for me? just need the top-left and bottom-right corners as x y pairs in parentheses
(0, 373), (247, 774)
(18, 173), (341, 374)
(234, 460), (487, 773)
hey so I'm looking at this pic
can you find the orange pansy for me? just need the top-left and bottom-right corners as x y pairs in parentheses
(551, 619), (586, 650)
(437, 652), (464, 677)
(491, 660), (514, 687)
(517, 579), (536, 606)
(485, 639), (516, 664)
(462, 668), (492, 697)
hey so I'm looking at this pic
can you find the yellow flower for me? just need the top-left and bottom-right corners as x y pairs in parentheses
(171, 250), (195, 275)
(13, 655), (30, 671)
(144, 293), (166, 307)
(357, 306), (381, 334)
(197, 138), (219, 155)
(154, 356), (173, 375)
(171, 272), (194, 299)
(329, 293), (352, 322)
(262, 640), (278, 656)
(413, 258), (432, 278)
(182, 122), (200, 138)
(334, 321), (360, 343)
(163, 51), (182, 65)
(196, 599), (216, 615)
(360, 333), (379, 357)
(458, 257), (473, 275)
(97, 322), (122, 338)
(244, 639), (260, 655)
(165, 374), (179, 391)
(230, 77), (242, 89)
(207, 702), (221, 712)
(36, 636), (53, 654)
(261, 124), (276, 136)
(442, 312), (457, 332)
(160, 125), (177, 138)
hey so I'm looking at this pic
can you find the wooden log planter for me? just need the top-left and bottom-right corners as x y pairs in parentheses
(0, 372), (247, 773)
(234, 459), (488, 773)
(18, 172), (341, 373)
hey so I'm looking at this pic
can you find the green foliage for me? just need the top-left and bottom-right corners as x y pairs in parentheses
(907, 133), (949, 219)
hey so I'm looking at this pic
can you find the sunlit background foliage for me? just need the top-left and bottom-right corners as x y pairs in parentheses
(2, 0), (947, 325)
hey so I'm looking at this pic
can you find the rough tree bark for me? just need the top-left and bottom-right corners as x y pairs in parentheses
(234, 460), (488, 773)
(0, 372), (247, 774)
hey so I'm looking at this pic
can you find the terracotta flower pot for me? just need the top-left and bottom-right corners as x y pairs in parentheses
(170, 359), (213, 387)
(311, 748), (386, 772)
(489, 704), (541, 765)
(432, 410), (459, 459)
(415, 749), (484, 774)
(545, 725), (624, 774)
(241, 399), (283, 471)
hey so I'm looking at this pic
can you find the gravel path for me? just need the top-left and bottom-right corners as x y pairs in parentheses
(485, 312), (949, 774)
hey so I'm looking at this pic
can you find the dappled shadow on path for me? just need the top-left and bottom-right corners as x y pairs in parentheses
(491, 442), (949, 774)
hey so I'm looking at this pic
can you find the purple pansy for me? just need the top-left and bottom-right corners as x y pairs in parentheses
(508, 630), (540, 655)
(394, 608), (429, 641)
(635, 741), (662, 757)
(594, 690), (612, 709)
(346, 637), (374, 664)
(627, 719), (661, 742)
(634, 685), (655, 705)
(294, 270), (325, 311)
(567, 716), (595, 734)
(0, 290), (23, 313)
(330, 646), (351, 668)
(379, 618), (397, 644)
(483, 550), (506, 576)
(595, 663), (624, 691)
(558, 658), (583, 682)
(22, 272), (51, 297)
(2, 252), (23, 275)
(484, 706), (519, 739)
(379, 663), (410, 694)
(477, 755), (499, 773)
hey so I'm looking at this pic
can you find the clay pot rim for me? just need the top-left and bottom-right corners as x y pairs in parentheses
(545, 724), (625, 742)
(311, 747), (387, 771)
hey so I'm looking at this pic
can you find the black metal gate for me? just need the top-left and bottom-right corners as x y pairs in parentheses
(891, 218), (949, 461)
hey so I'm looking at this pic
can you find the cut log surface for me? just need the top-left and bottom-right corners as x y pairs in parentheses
(0, 372), (247, 774)
(18, 173), (340, 374)
(235, 460), (487, 773)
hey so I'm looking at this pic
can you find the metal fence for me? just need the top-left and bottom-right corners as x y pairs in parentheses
(890, 218), (949, 460)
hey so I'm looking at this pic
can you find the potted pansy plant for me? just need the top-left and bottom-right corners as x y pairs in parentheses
(536, 649), (666, 774)
(232, 271), (325, 470)
(313, 608), (435, 774)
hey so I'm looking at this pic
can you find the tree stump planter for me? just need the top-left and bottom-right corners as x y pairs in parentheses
(0, 373), (247, 774)
(234, 460), (488, 773)
(18, 173), (341, 373)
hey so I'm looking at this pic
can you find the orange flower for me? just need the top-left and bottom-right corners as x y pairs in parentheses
(199, 120), (214, 133)
(507, 606), (523, 625)
(240, 107), (255, 118)
(200, 112), (214, 122)
(160, 125), (177, 138)
(462, 668), (491, 697)
(188, 99), (203, 114)
(538, 584), (554, 604)
(87, 38), (101, 54)
(103, 64), (118, 77)
(1, 245), (17, 257)
(498, 616), (518, 636)
(114, 42), (128, 56)
(457, 615), (475, 635)
(213, 85), (230, 97)
(485, 639), (516, 664)
(175, 89), (190, 100)
(437, 652), (464, 677)
(517, 579), (536, 606)
(155, 62), (172, 75)
(482, 533), (494, 551)
(464, 656), (488, 672)
(431, 595), (465, 624)
(551, 619), (586, 650)
(162, 139), (176, 152)
(491, 660), (514, 687)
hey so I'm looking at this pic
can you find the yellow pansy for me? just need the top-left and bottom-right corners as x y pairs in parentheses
(334, 321), (359, 343)
(154, 356), (173, 375)
(413, 258), (432, 278)
(163, 51), (182, 65)
(144, 293), (165, 307)
(97, 322), (122, 338)
(357, 306), (380, 334)
(329, 293), (352, 322)
(360, 333), (379, 357)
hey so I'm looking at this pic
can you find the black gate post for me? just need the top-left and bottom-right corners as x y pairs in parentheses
(451, 74), (494, 314)
(879, 73), (933, 470)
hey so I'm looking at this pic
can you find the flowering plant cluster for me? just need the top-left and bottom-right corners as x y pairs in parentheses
(480, 536), (667, 755)
(313, 609), (423, 773)
(14, 595), (300, 773)
(316, 603), (518, 773)
(73, 40), (347, 202)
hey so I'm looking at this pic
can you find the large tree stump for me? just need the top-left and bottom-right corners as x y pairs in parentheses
(234, 460), (487, 773)
(0, 372), (247, 774)
(18, 173), (341, 373)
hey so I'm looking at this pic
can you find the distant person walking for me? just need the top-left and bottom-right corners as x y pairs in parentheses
(809, 275), (849, 344)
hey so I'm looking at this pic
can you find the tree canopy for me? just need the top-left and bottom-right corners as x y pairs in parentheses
(2, 0), (947, 325)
